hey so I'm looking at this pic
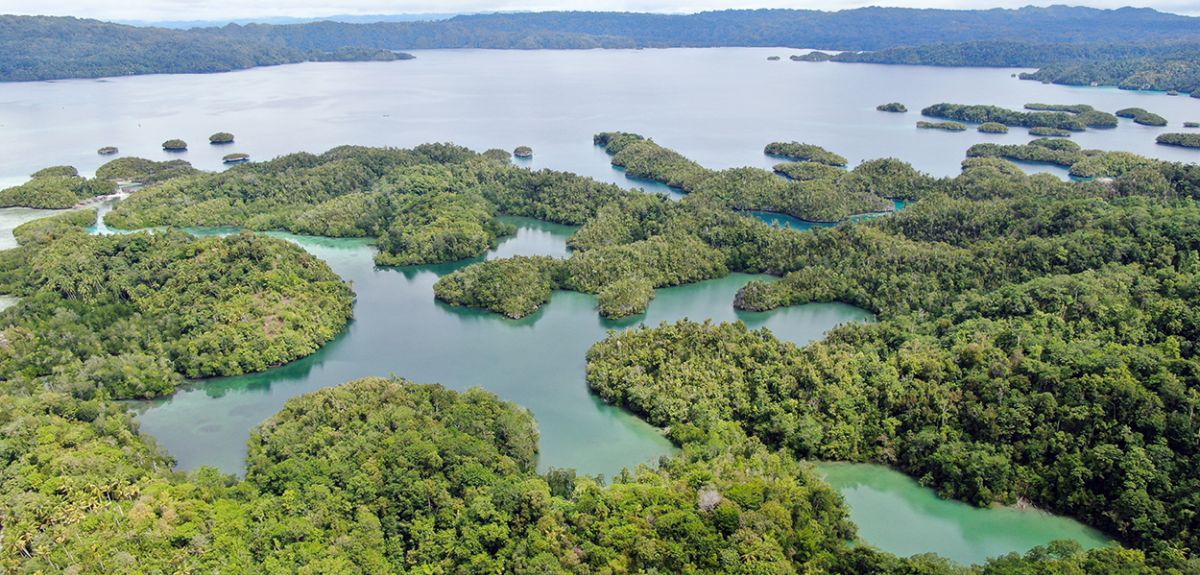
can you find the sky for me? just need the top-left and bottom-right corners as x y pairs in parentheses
(4, 0), (1199, 21)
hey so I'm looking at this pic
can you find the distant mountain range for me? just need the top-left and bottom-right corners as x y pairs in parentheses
(3, 7), (1200, 82)
(115, 14), (458, 29)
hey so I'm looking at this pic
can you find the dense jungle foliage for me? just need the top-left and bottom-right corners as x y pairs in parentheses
(104, 144), (626, 266)
(764, 142), (849, 166)
(921, 103), (1119, 130)
(965, 138), (1180, 179)
(0, 212), (353, 399)
(595, 132), (899, 220)
(1029, 127), (1073, 137)
(1158, 133), (1200, 148)
(917, 121), (967, 132)
(0, 166), (117, 209)
(11, 373), (1183, 573)
(571, 142), (1200, 556)
(5, 134), (1200, 572)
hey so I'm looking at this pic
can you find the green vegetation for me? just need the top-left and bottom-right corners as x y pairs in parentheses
(582, 147), (1200, 557)
(1116, 107), (1168, 126)
(764, 142), (848, 166)
(1022, 55), (1200, 94)
(2, 372), (900, 574)
(917, 120), (967, 131)
(773, 161), (846, 181)
(0, 212), (353, 399)
(97, 146), (118, 155)
(597, 132), (898, 220)
(104, 145), (626, 266)
(921, 103), (1101, 130)
(435, 234), (727, 319)
(161, 138), (187, 151)
(95, 156), (198, 183)
(1156, 133), (1200, 149)
(208, 131), (234, 144)
(1136, 114), (1168, 126)
(793, 51), (832, 61)
(513, 145), (533, 158)
(7, 135), (1200, 572)
(977, 122), (1008, 133)
(767, 55), (781, 60)
(223, 152), (250, 163)
(966, 139), (1171, 178)
(1029, 126), (1072, 137)
(1024, 103), (1093, 113)
(877, 102), (907, 112)
(0, 167), (116, 209)
(1184, 121), (1199, 128)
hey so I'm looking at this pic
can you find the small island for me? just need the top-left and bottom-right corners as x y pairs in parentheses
(0, 165), (117, 209)
(767, 55), (781, 61)
(513, 146), (533, 159)
(791, 51), (832, 62)
(209, 132), (235, 144)
(1156, 133), (1200, 149)
(877, 102), (907, 113)
(763, 142), (848, 166)
(97, 146), (118, 155)
(1029, 126), (1071, 137)
(1116, 107), (1168, 127)
(917, 120), (966, 132)
(223, 152), (250, 164)
(162, 138), (188, 151)
(1185, 122), (1199, 128)
(978, 122), (1009, 134)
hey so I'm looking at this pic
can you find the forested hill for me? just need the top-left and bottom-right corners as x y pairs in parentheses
(0, 16), (410, 82)
(4, 6), (1200, 81)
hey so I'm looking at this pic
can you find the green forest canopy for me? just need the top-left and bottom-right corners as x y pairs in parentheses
(4, 135), (1200, 572)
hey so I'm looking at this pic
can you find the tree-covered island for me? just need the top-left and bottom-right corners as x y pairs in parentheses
(3, 135), (1200, 573)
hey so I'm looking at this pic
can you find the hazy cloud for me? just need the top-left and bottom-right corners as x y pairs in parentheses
(5, 0), (1199, 21)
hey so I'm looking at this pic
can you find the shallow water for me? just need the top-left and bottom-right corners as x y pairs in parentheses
(817, 462), (1112, 564)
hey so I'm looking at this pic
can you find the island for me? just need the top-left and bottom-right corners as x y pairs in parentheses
(1185, 122), (1199, 128)
(0, 211), (353, 399)
(767, 55), (781, 61)
(223, 152), (250, 163)
(978, 122), (1008, 133)
(3, 136), (1200, 574)
(791, 51), (832, 62)
(1116, 107), (1168, 127)
(763, 141), (848, 166)
(876, 102), (907, 112)
(97, 146), (118, 155)
(513, 145), (533, 158)
(161, 138), (188, 151)
(921, 103), (1109, 130)
(917, 120), (967, 131)
(209, 131), (235, 144)
(1029, 126), (1071, 137)
(0, 165), (117, 208)
(1156, 133), (1200, 149)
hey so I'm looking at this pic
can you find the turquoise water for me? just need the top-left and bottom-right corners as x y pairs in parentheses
(129, 217), (872, 479)
(817, 463), (1112, 564)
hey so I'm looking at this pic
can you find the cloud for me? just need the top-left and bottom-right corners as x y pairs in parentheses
(3, 0), (1198, 21)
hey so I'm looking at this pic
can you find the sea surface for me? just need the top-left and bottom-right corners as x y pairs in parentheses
(1, 48), (1197, 190)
